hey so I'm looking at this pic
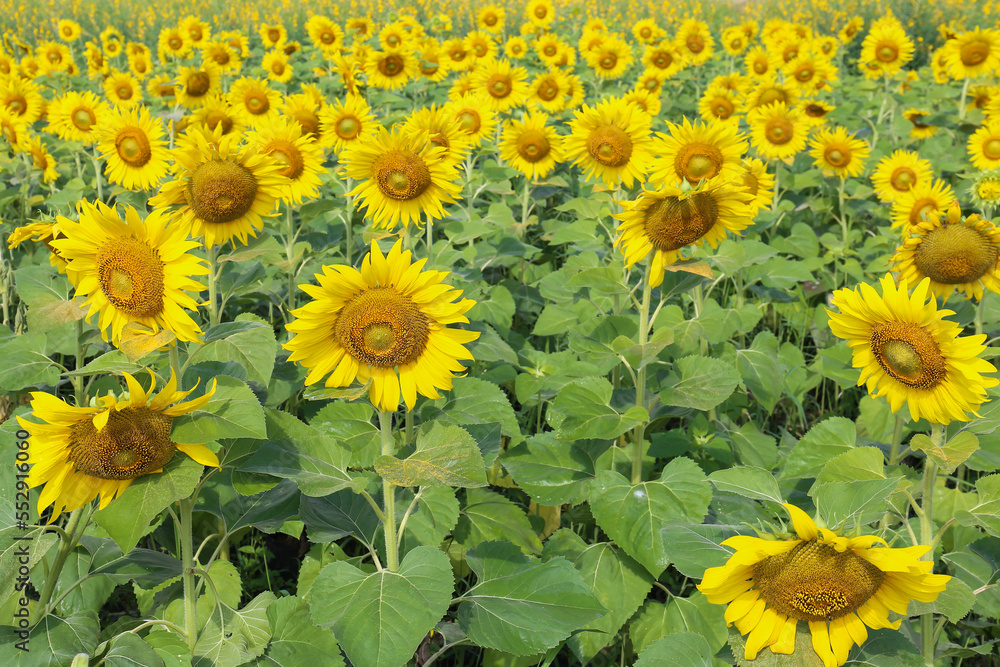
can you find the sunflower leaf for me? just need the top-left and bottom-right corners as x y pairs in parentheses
(659, 355), (741, 412)
(634, 632), (714, 666)
(909, 431), (980, 475)
(375, 422), (487, 488)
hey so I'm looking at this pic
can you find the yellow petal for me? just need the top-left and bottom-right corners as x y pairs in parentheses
(176, 443), (220, 468)
(783, 503), (819, 541)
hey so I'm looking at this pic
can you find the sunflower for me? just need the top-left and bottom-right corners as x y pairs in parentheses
(364, 48), (415, 90)
(504, 36), (529, 59)
(261, 50), (293, 83)
(22, 135), (60, 183)
(465, 30), (497, 62)
(46, 91), (109, 145)
(744, 77), (798, 112)
(633, 19), (664, 45)
(57, 19), (82, 42)
(221, 30), (249, 58)
(227, 77), (282, 128)
(585, 36), (633, 79)
(859, 12), (914, 78)
(103, 69), (142, 108)
(20, 55), (43, 79)
(259, 23), (287, 48)
(18, 370), (218, 522)
(642, 44), (685, 78)
(675, 18), (715, 65)
(0, 106), (26, 149)
(745, 46), (772, 77)
(748, 102), (808, 162)
(379, 22), (411, 51)
(968, 119), (1000, 171)
(785, 55), (838, 93)
(0, 75), (44, 124)
(7, 219), (69, 272)
(283, 94), (325, 145)
(942, 28), (1000, 79)
(500, 110), (565, 180)
(286, 240), (478, 412)
(839, 17), (864, 43)
(147, 73), (176, 101)
(98, 105), (171, 191)
(651, 117), (748, 186)
(342, 127), (462, 230)
(971, 170), (1000, 213)
(478, 5), (506, 33)
(525, 0), (555, 28)
(251, 117), (327, 206)
(416, 40), (447, 82)
(150, 132), (287, 247)
(564, 96), (654, 189)
(892, 203), (1000, 302)
(871, 150), (934, 203)
(740, 157), (775, 215)
(890, 179), (957, 230)
(698, 503), (950, 667)
(127, 52), (154, 78)
(636, 68), (668, 96)
(0, 52), (16, 77)
(201, 40), (240, 74)
(813, 36), (839, 59)
(36, 41), (72, 74)
(443, 92), (498, 148)
(51, 201), (207, 345)
(175, 63), (221, 108)
(699, 87), (741, 122)
(188, 95), (246, 139)
(615, 176), (753, 287)
(828, 273), (997, 423)
(402, 105), (472, 163)
(157, 26), (191, 61)
(443, 37), (473, 71)
(527, 69), (569, 113)
(319, 94), (376, 154)
(622, 89), (661, 117)
(800, 99), (835, 126)
(808, 126), (869, 178)
(900, 109), (937, 139)
(472, 58), (529, 112)
(180, 16), (210, 48)
(305, 15), (344, 54)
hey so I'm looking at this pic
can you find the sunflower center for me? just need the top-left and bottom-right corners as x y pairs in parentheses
(245, 92), (269, 114)
(742, 171), (760, 196)
(186, 158), (260, 224)
(795, 65), (814, 82)
(871, 322), (946, 388)
(335, 287), (430, 368)
(272, 61), (285, 75)
(653, 52), (671, 68)
(205, 110), (233, 134)
(268, 29), (280, 42)
(713, 98), (735, 118)
(293, 110), (320, 138)
(757, 89), (786, 107)
(187, 72), (211, 97)
(488, 74), (512, 98)
(321, 31), (335, 44)
(264, 139), (304, 180)
(458, 110), (481, 133)
(890, 167), (915, 191)
(517, 129), (550, 163)
(753, 60), (768, 74)
(984, 139), (1000, 160)
(72, 107), (96, 130)
(961, 40), (989, 66)
(914, 223), (998, 285)
(379, 54), (404, 76)
(677, 143), (723, 181)
(373, 150), (431, 201)
(96, 236), (165, 318)
(687, 35), (704, 53)
(764, 118), (793, 145)
(336, 115), (360, 139)
(600, 53), (617, 69)
(538, 81), (559, 101)
(588, 124), (633, 167)
(753, 540), (885, 622)
(644, 192), (719, 251)
(68, 406), (175, 480)
(7, 95), (26, 114)
(473, 42), (488, 57)
(877, 44), (898, 63)
(116, 128), (152, 167)
(534, 6), (547, 18)
(485, 14), (497, 26)
(117, 84), (133, 100)
(169, 36), (183, 49)
(824, 147), (850, 168)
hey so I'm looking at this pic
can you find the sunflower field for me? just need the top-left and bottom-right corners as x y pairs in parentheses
(3, 0), (1000, 665)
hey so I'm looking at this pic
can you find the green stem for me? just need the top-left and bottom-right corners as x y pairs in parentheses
(959, 78), (971, 121)
(91, 149), (103, 203)
(975, 295), (986, 337)
(73, 319), (85, 406)
(378, 411), (399, 572)
(169, 344), (182, 391)
(888, 414), (904, 465)
(838, 177), (850, 249)
(344, 178), (354, 266)
(919, 423), (942, 667)
(630, 261), (653, 485)
(180, 497), (198, 654)
(206, 244), (219, 328)
(285, 206), (297, 313)
(30, 507), (87, 624)
(520, 178), (532, 238)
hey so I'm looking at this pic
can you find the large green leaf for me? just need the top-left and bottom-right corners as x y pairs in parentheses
(256, 595), (344, 666)
(955, 474), (1000, 537)
(660, 522), (742, 579)
(103, 633), (166, 667)
(457, 541), (604, 656)
(589, 458), (712, 577)
(0, 610), (99, 666)
(708, 466), (784, 504)
(421, 377), (522, 443)
(309, 546), (453, 667)
(634, 632), (714, 667)
(194, 591), (275, 666)
(187, 315), (278, 388)
(310, 402), (380, 467)
(630, 593), (726, 656)
(736, 332), (784, 413)
(659, 355), (741, 411)
(547, 376), (648, 440)
(781, 417), (856, 480)
(299, 491), (380, 549)
(170, 375), (267, 443)
(375, 422), (487, 487)
(910, 431), (980, 475)
(500, 434), (611, 505)
(0, 332), (58, 391)
(399, 486), (460, 553)
(454, 488), (542, 555)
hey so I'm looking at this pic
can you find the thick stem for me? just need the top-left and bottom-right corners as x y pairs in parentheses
(285, 206), (297, 313)
(379, 411), (399, 572)
(630, 263), (653, 485)
(919, 423), (942, 667)
(520, 178), (532, 238)
(169, 344), (182, 391)
(73, 319), (85, 406)
(838, 177), (850, 249)
(344, 178), (354, 266)
(180, 497), (198, 653)
(888, 414), (904, 466)
(206, 244), (219, 328)
(31, 507), (86, 624)
(959, 78), (971, 121)
(975, 295), (986, 337)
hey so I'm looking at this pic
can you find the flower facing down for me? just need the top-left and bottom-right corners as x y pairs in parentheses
(284, 241), (480, 413)
(698, 504), (950, 667)
(18, 371), (218, 522)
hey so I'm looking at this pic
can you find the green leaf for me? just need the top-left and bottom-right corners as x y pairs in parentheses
(660, 522), (742, 579)
(170, 375), (267, 443)
(736, 332), (785, 413)
(143, 630), (189, 667)
(93, 456), (202, 552)
(299, 491), (380, 548)
(310, 402), (380, 468)
(257, 595), (344, 666)
(781, 417), (856, 480)
(457, 541), (604, 656)
(0, 610), (99, 667)
(955, 474), (1000, 537)
(634, 632), (714, 667)
(309, 546), (453, 667)
(730, 422), (779, 469)
(194, 592), (275, 666)
(375, 422), (487, 487)
(455, 488), (542, 555)
(729, 624), (825, 666)
(64, 350), (141, 377)
(909, 431), (980, 475)
(811, 478), (899, 527)
(659, 355), (741, 411)
(814, 447), (886, 485)
(187, 314), (278, 388)
(848, 629), (923, 666)
(422, 377), (522, 444)
(501, 434), (611, 505)
(400, 486), (460, 552)
(709, 466), (784, 503)
(908, 577), (976, 622)
(13, 264), (70, 304)
(547, 376), (648, 439)
(0, 332), (58, 391)
(589, 459), (713, 577)
(630, 594), (726, 656)
(103, 633), (166, 667)
(92, 549), (183, 587)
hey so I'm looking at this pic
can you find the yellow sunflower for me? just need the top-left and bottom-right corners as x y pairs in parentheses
(157, 26), (191, 62)
(259, 22), (287, 48)
(615, 176), (753, 287)
(285, 240), (480, 413)
(442, 37), (473, 71)
(871, 150), (934, 203)
(472, 58), (529, 112)
(319, 94), (376, 154)
(0, 52), (16, 77)
(379, 21), (411, 51)
(147, 73), (176, 101)
(179, 16), (211, 48)
(443, 92), (498, 148)
(46, 91), (109, 145)
(698, 503), (950, 667)
(250, 117), (327, 206)
(36, 40), (73, 74)
(103, 69), (142, 108)
(942, 28), (1000, 79)
(968, 119), (1000, 171)
(744, 76), (798, 112)
(127, 52), (154, 79)
(808, 126), (869, 178)
(525, 0), (555, 29)
(305, 15), (345, 54)
(57, 19), (82, 43)
(892, 203), (1000, 302)
(22, 134), (60, 183)
(7, 219), (68, 272)
(800, 99), (835, 126)
(699, 87), (741, 122)
(642, 44), (685, 78)
(0, 76), (44, 124)
(633, 19), (664, 45)
(188, 95), (246, 139)
(365, 48), (417, 90)
(175, 63), (221, 109)
(500, 110), (565, 180)
(890, 179), (957, 230)
(504, 36), (529, 60)
(564, 96), (654, 189)
(284, 93), (325, 145)
(859, 12), (914, 78)
(150, 132), (288, 247)
(402, 104), (472, 163)
(416, 40), (447, 82)
(465, 30), (497, 62)
(745, 46), (772, 77)
(478, 5), (506, 33)
(622, 89), (661, 117)
(839, 17), (864, 43)
(227, 77), (282, 128)
(262, 50), (293, 83)
(740, 157), (775, 216)
(721, 26), (749, 55)
(342, 127), (462, 230)
(201, 40), (241, 74)
(528, 69), (570, 113)
(585, 36), (633, 79)
(675, 18), (715, 65)
(51, 201), (208, 345)
(18, 370), (218, 522)
(650, 117), (749, 186)
(98, 105), (171, 191)
(827, 273), (997, 423)
(0, 106), (26, 149)
(748, 101), (808, 162)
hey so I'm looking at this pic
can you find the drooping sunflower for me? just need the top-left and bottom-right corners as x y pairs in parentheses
(103, 69), (142, 108)
(748, 102), (808, 162)
(443, 92), (498, 148)
(744, 76), (798, 112)
(892, 203), (1000, 302)
(650, 117), (749, 186)
(808, 126), (869, 178)
(890, 179), (957, 230)
(250, 117), (327, 206)
(150, 132), (288, 247)
(97, 105), (171, 192)
(18, 370), (218, 522)
(472, 58), (529, 112)
(968, 119), (1000, 171)
(902, 109), (938, 139)
(622, 89), (661, 117)
(859, 12), (914, 78)
(871, 150), (934, 203)
(7, 219), (69, 272)
(942, 28), (1000, 80)
(827, 273), (997, 423)
(51, 201), (208, 345)
(147, 73), (176, 101)
(46, 91), (109, 145)
(740, 157), (775, 216)
(698, 503), (950, 667)
(615, 176), (754, 287)
(319, 94), (376, 154)
(564, 96), (654, 189)
(227, 77), (282, 128)
(285, 240), (480, 413)
(175, 62), (221, 108)
(188, 95), (246, 139)
(342, 127), (462, 230)
(22, 134), (60, 183)
(800, 99), (835, 126)
(500, 110), (565, 180)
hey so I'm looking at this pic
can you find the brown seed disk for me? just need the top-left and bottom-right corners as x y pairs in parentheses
(644, 192), (719, 251)
(372, 149), (432, 201)
(185, 158), (260, 223)
(96, 236), (165, 318)
(870, 321), (946, 388)
(588, 124), (633, 167)
(914, 223), (998, 285)
(335, 287), (430, 367)
(69, 406), (176, 480)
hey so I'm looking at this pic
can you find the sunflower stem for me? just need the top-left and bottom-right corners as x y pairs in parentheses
(919, 423), (942, 667)
(169, 344), (182, 391)
(90, 149), (103, 204)
(344, 178), (354, 266)
(630, 259), (653, 485)
(378, 410), (399, 572)
(888, 414), (905, 466)
(30, 506), (87, 625)
(73, 318), (85, 406)
(179, 497), (199, 654)
(206, 243), (219, 328)
(958, 78), (971, 121)
(975, 295), (986, 336)
(285, 206), (296, 312)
